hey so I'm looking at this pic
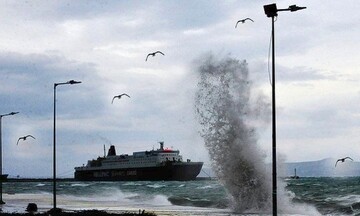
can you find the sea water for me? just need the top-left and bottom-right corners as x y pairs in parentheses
(2, 177), (360, 215)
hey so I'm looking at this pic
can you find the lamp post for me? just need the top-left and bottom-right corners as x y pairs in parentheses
(53, 80), (81, 211)
(0, 111), (19, 204)
(263, 4), (306, 216)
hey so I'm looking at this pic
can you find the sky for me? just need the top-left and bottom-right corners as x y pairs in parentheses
(0, 0), (359, 178)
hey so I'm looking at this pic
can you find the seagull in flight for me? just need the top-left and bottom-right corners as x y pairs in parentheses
(17, 135), (36, 145)
(335, 157), (354, 167)
(112, 93), (130, 104)
(145, 51), (165, 61)
(235, 18), (254, 28)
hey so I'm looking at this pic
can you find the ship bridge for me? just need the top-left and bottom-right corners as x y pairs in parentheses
(133, 142), (183, 163)
(156, 142), (182, 163)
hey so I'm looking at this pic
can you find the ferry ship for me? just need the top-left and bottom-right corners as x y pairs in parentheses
(74, 142), (203, 181)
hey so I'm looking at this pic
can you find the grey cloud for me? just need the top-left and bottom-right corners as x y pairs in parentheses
(279, 97), (360, 140)
(0, 1), (141, 21)
(277, 66), (331, 83)
(0, 52), (105, 118)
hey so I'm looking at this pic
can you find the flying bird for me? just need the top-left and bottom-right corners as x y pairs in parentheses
(235, 18), (254, 28)
(335, 157), (354, 167)
(145, 51), (165, 61)
(112, 93), (130, 104)
(17, 135), (36, 145)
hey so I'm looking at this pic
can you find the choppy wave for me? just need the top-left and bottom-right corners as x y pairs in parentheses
(168, 196), (228, 209)
(286, 177), (360, 215)
(3, 178), (360, 215)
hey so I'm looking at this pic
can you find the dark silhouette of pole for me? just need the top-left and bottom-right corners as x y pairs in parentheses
(263, 3), (306, 215)
(53, 80), (81, 211)
(0, 111), (19, 204)
(271, 15), (277, 215)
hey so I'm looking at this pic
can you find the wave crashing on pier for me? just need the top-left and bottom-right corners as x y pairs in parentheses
(194, 54), (271, 213)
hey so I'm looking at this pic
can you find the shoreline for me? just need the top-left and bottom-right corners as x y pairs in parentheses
(0, 209), (157, 216)
(1, 179), (225, 216)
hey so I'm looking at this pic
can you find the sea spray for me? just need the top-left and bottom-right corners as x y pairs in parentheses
(194, 54), (272, 212)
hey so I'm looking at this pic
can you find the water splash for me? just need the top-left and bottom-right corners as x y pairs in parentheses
(194, 54), (271, 212)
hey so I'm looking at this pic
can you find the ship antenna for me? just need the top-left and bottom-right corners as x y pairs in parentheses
(103, 144), (106, 157)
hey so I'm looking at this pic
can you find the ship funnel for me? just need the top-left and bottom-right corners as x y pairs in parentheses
(107, 145), (116, 156)
(159, 141), (164, 150)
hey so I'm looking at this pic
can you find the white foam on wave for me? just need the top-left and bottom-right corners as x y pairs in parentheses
(70, 183), (91, 187)
(2, 192), (320, 215)
(329, 194), (360, 206)
(122, 182), (143, 186)
(65, 187), (172, 207)
(277, 180), (321, 216)
(2, 188), (173, 214)
(196, 185), (213, 189)
(146, 183), (166, 189)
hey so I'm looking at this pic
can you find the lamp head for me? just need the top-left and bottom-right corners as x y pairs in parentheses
(264, 3), (278, 17)
(9, 112), (19, 115)
(289, 5), (306, 12)
(68, 80), (82, 85)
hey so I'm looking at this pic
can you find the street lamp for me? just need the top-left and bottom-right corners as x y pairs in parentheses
(53, 80), (81, 211)
(263, 3), (306, 216)
(0, 111), (19, 204)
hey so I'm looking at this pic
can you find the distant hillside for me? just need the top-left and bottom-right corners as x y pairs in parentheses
(199, 158), (360, 178)
(284, 158), (360, 177)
